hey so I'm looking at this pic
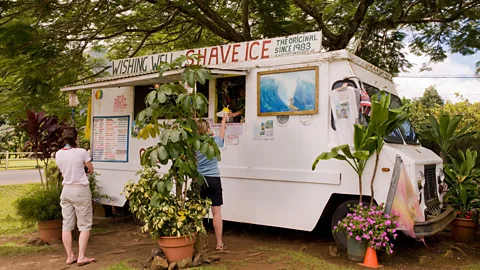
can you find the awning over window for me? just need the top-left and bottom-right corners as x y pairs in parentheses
(60, 68), (247, 91)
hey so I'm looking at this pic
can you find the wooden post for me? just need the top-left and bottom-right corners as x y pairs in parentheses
(5, 151), (9, 169)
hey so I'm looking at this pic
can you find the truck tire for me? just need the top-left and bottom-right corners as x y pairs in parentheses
(331, 199), (365, 251)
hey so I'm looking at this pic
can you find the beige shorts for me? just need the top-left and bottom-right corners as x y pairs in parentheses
(60, 185), (93, 231)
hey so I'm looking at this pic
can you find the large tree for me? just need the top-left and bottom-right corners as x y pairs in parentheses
(0, 0), (479, 120)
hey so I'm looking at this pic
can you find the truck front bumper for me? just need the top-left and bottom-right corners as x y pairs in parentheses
(414, 207), (455, 237)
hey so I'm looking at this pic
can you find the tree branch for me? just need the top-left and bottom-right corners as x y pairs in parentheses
(189, 0), (245, 41)
(373, 0), (479, 30)
(241, 0), (252, 40)
(129, 9), (180, 57)
(168, 1), (244, 42)
(339, 0), (375, 48)
(292, 0), (339, 44)
(72, 66), (110, 83)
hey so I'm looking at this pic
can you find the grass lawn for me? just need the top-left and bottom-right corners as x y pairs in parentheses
(0, 242), (52, 256)
(0, 159), (43, 170)
(0, 184), (38, 237)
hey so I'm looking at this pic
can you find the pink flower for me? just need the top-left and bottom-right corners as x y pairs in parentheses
(369, 231), (373, 235)
(356, 236), (361, 241)
(385, 220), (391, 226)
(334, 226), (337, 230)
(348, 232), (353, 237)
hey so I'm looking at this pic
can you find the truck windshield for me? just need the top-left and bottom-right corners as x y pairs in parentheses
(364, 84), (419, 145)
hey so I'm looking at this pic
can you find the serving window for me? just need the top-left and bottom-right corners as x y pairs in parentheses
(215, 76), (246, 123)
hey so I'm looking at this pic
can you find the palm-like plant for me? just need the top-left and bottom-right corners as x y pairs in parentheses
(444, 149), (480, 219)
(312, 124), (376, 202)
(313, 91), (407, 206)
(417, 111), (476, 164)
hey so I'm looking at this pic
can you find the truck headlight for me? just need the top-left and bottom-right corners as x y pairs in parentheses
(437, 168), (445, 184)
(417, 171), (425, 190)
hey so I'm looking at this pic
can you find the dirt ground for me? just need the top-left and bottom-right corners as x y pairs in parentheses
(1, 216), (480, 270)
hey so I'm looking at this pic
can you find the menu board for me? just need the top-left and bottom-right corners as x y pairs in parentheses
(92, 116), (129, 162)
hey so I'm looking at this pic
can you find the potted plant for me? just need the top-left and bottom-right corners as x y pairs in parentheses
(123, 55), (216, 263)
(15, 110), (68, 243)
(444, 149), (480, 243)
(313, 90), (407, 256)
(124, 167), (211, 262)
(333, 203), (400, 262)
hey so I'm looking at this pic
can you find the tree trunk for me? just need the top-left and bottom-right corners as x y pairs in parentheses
(440, 151), (447, 165)
(35, 158), (45, 191)
(358, 175), (363, 203)
(369, 152), (380, 208)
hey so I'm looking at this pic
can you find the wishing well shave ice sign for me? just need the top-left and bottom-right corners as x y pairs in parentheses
(111, 31), (322, 76)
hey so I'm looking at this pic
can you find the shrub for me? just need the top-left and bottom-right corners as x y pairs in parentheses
(15, 187), (62, 222)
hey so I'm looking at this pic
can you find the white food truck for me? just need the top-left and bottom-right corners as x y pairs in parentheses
(61, 31), (454, 249)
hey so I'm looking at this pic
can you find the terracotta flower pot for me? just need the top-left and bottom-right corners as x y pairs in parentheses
(37, 219), (62, 243)
(157, 234), (197, 263)
(451, 217), (478, 243)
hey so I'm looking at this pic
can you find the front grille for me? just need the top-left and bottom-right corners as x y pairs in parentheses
(423, 164), (439, 214)
(423, 164), (437, 202)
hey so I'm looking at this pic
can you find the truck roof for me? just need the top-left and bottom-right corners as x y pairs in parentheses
(60, 49), (392, 92)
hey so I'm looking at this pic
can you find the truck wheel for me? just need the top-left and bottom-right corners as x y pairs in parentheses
(331, 199), (364, 251)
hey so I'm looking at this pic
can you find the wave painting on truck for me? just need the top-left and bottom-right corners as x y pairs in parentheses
(258, 67), (318, 116)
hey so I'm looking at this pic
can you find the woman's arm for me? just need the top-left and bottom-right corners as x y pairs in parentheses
(219, 115), (227, 139)
(84, 161), (94, 175)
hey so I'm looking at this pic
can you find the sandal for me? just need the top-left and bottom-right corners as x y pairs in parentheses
(216, 243), (226, 251)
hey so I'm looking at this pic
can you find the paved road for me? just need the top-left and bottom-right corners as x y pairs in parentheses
(0, 169), (42, 185)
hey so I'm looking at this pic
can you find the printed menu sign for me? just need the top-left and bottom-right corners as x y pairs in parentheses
(92, 116), (129, 162)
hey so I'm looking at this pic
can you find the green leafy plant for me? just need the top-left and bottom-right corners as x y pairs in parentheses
(123, 167), (211, 238)
(444, 149), (480, 220)
(45, 161), (62, 190)
(15, 187), (62, 222)
(123, 55), (215, 238)
(417, 111), (476, 163)
(88, 172), (112, 203)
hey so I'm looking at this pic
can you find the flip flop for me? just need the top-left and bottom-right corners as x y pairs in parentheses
(66, 259), (77, 265)
(76, 258), (96, 266)
(215, 243), (226, 251)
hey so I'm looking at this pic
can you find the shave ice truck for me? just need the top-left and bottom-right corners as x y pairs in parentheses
(61, 31), (454, 249)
